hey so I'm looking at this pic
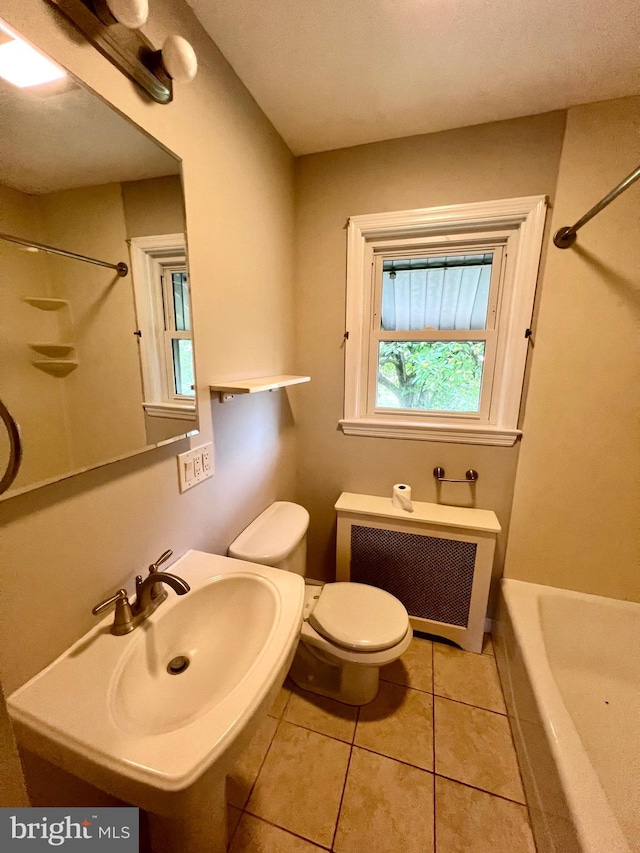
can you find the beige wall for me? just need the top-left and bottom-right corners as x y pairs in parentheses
(0, 0), (296, 716)
(121, 175), (185, 238)
(505, 96), (640, 601)
(293, 113), (567, 581)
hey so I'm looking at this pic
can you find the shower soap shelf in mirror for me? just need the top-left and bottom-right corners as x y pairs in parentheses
(32, 360), (79, 377)
(29, 343), (75, 357)
(24, 299), (77, 374)
(23, 297), (69, 311)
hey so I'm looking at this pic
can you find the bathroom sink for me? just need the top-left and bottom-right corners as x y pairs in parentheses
(113, 573), (280, 736)
(8, 551), (304, 806)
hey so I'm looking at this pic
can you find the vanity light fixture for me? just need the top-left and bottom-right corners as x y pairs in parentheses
(0, 26), (66, 88)
(154, 34), (198, 83)
(46, 0), (198, 103)
(96, 0), (149, 29)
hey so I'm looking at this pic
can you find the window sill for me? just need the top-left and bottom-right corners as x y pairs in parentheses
(338, 417), (521, 446)
(144, 402), (197, 421)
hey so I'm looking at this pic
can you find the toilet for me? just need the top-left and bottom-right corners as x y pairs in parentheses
(228, 501), (412, 705)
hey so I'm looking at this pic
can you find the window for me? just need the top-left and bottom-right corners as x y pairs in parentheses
(341, 197), (547, 445)
(129, 234), (196, 420)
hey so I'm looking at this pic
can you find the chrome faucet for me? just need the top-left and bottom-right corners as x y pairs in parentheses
(92, 549), (190, 636)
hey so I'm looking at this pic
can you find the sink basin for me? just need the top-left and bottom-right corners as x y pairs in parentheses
(8, 551), (304, 853)
(113, 573), (280, 736)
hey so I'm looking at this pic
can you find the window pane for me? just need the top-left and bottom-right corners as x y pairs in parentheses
(376, 340), (485, 413)
(172, 272), (191, 331)
(172, 339), (195, 397)
(381, 254), (492, 331)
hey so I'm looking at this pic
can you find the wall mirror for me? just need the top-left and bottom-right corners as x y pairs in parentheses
(0, 21), (198, 499)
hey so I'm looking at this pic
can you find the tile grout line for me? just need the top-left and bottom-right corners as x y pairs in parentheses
(276, 682), (294, 719)
(236, 714), (283, 829)
(433, 771), (529, 808)
(378, 673), (508, 716)
(432, 638), (437, 853)
(273, 715), (357, 746)
(346, 740), (433, 775)
(329, 704), (360, 852)
(237, 811), (333, 852)
(348, 742), (528, 808)
(433, 692), (507, 716)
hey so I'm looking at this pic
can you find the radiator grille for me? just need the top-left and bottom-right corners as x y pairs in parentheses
(350, 525), (477, 627)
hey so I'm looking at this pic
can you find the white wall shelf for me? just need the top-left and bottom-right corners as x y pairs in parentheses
(210, 374), (310, 402)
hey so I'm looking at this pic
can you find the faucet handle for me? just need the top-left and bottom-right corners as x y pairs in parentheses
(92, 588), (134, 634)
(92, 588), (129, 615)
(149, 549), (173, 574)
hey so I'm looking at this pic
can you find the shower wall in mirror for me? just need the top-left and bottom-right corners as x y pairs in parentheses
(0, 40), (198, 499)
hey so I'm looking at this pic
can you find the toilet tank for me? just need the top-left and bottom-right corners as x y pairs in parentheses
(228, 501), (309, 576)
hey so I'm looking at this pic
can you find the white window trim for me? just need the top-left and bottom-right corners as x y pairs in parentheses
(143, 401), (196, 420)
(340, 196), (548, 445)
(129, 234), (196, 421)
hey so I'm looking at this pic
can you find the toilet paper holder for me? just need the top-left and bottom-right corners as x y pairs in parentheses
(433, 467), (478, 483)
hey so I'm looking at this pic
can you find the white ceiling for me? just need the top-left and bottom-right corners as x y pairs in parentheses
(187, 0), (640, 155)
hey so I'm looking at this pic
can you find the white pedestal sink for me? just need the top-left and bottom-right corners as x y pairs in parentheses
(8, 551), (305, 853)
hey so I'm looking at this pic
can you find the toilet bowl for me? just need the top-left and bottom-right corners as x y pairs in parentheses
(228, 501), (411, 704)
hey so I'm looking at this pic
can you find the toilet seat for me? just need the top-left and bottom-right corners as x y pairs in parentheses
(308, 582), (409, 652)
(300, 619), (412, 666)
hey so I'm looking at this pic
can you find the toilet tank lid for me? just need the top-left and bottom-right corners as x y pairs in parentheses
(228, 501), (310, 565)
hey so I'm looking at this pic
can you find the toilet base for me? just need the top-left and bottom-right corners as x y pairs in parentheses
(289, 639), (380, 705)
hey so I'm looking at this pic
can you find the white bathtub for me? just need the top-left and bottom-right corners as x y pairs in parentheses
(494, 579), (639, 853)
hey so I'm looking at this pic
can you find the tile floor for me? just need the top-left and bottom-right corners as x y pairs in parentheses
(225, 634), (537, 853)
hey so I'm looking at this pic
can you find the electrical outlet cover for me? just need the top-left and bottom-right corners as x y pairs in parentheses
(177, 443), (213, 492)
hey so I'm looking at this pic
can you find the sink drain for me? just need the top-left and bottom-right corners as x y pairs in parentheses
(167, 655), (190, 675)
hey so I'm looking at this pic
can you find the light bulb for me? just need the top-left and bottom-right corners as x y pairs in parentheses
(0, 30), (66, 88)
(161, 35), (197, 83)
(105, 0), (148, 29)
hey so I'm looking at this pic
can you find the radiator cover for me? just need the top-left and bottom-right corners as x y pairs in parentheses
(350, 525), (477, 628)
(335, 493), (500, 653)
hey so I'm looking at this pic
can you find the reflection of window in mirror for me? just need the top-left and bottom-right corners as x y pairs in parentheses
(129, 234), (196, 421)
(161, 263), (194, 399)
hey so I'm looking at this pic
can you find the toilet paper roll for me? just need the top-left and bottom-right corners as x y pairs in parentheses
(392, 483), (414, 512)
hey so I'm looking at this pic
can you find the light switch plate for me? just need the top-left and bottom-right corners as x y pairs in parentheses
(177, 442), (213, 492)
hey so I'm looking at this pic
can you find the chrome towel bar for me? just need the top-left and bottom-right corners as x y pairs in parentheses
(433, 467), (478, 483)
